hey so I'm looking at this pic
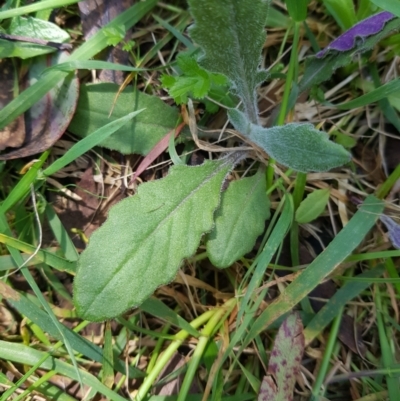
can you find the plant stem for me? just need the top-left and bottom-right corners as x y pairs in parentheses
(135, 304), (230, 401)
(177, 297), (236, 401)
(311, 306), (343, 398)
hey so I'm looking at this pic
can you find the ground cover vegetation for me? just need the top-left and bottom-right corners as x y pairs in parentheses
(0, 0), (400, 400)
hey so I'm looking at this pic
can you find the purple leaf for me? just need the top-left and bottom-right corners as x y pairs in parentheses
(380, 214), (400, 249)
(258, 312), (304, 401)
(317, 11), (396, 58)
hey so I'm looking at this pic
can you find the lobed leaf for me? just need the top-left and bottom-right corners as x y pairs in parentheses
(187, 0), (269, 123)
(258, 312), (304, 401)
(206, 171), (270, 268)
(74, 158), (234, 321)
(161, 53), (227, 105)
(228, 109), (351, 172)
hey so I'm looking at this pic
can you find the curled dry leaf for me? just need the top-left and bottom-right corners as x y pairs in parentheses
(0, 59), (25, 150)
(0, 51), (79, 160)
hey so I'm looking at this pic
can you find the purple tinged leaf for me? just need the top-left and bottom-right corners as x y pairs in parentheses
(258, 312), (304, 401)
(317, 11), (396, 58)
(379, 214), (400, 249)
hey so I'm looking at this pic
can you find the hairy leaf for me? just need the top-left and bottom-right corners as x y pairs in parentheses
(206, 171), (270, 268)
(258, 312), (304, 401)
(187, 0), (269, 123)
(295, 188), (330, 224)
(74, 158), (234, 321)
(228, 109), (351, 172)
(299, 14), (400, 93)
(69, 83), (180, 155)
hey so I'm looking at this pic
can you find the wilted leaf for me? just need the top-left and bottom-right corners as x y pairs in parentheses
(258, 312), (304, 401)
(74, 158), (235, 321)
(206, 171), (270, 268)
(187, 0), (269, 123)
(228, 109), (351, 172)
(0, 59), (25, 150)
(69, 83), (180, 155)
(78, 0), (132, 84)
(0, 51), (79, 160)
(295, 189), (330, 224)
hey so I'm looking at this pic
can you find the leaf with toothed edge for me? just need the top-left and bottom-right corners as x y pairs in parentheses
(73, 158), (236, 321)
(187, 0), (270, 123)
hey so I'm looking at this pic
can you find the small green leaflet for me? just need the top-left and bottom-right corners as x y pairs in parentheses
(161, 53), (227, 105)
(295, 188), (330, 224)
(206, 171), (270, 268)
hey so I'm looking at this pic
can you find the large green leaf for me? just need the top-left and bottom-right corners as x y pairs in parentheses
(187, 0), (269, 123)
(228, 109), (351, 172)
(74, 158), (234, 321)
(69, 83), (180, 155)
(206, 171), (270, 268)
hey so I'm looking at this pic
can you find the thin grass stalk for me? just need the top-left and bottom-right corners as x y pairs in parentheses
(311, 306), (344, 399)
(135, 309), (216, 400)
(177, 298), (236, 401)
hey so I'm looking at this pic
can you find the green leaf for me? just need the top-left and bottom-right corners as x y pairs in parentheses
(74, 158), (234, 321)
(10, 16), (70, 43)
(285, 0), (309, 22)
(187, 0), (269, 123)
(258, 313), (304, 401)
(299, 16), (400, 93)
(69, 83), (180, 155)
(0, 0), (158, 130)
(0, 39), (55, 59)
(161, 54), (228, 105)
(369, 0), (400, 18)
(295, 188), (330, 224)
(43, 109), (144, 176)
(206, 171), (270, 268)
(303, 266), (385, 345)
(243, 195), (384, 347)
(228, 109), (351, 172)
(321, 0), (356, 30)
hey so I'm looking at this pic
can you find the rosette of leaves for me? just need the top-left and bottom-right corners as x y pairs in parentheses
(73, 0), (351, 321)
